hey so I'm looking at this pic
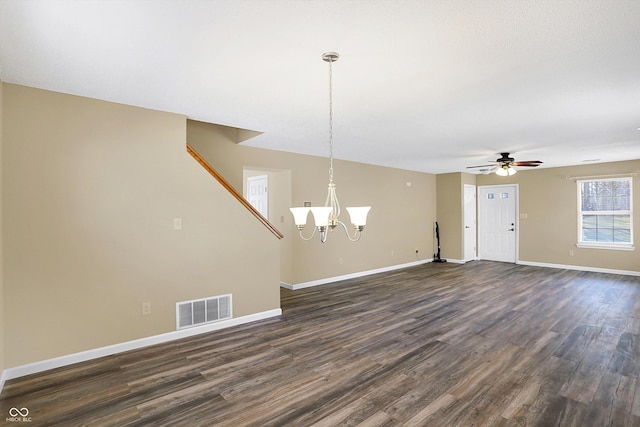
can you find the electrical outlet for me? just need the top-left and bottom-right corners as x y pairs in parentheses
(142, 302), (151, 315)
(173, 218), (182, 230)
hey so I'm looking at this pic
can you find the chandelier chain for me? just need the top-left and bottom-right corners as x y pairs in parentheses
(328, 56), (334, 183)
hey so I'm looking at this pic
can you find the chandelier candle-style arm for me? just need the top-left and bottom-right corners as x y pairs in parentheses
(290, 203), (371, 242)
(289, 51), (371, 243)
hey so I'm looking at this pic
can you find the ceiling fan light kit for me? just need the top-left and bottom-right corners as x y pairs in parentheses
(290, 52), (371, 243)
(496, 165), (517, 176)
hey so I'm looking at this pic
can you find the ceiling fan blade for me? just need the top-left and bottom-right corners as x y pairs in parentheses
(513, 161), (543, 167)
(480, 167), (498, 175)
(467, 163), (497, 169)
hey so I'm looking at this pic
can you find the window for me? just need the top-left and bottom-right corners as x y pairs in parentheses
(577, 177), (634, 250)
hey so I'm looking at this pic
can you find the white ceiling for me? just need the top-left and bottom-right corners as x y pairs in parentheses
(1, 0), (639, 174)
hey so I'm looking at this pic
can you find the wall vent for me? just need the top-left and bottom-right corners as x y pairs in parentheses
(176, 294), (232, 330)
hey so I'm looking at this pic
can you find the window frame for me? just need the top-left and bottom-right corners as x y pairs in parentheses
(576, 177), (634, 251)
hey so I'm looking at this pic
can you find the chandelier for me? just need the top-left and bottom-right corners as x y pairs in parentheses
(289, 52), (371, 243)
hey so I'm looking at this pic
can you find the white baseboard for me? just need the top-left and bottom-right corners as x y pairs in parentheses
(281, 259), (432, 290)
(517, 260), (640, 277)
(1, 308), (282, 389)
(0, 370), (7, 395)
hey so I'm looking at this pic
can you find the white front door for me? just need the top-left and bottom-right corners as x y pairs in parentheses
(247, 175), (268, 219)
(478, 185), (517, 262)
(463, 184), (477, 262)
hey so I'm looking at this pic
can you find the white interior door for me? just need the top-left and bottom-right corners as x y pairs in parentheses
(463, 184), (477, 262)
(478, 185), (517, 262)
(247, 175), (268, 219)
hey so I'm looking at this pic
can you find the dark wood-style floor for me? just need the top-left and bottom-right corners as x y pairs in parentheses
(3, 261), (640, 426)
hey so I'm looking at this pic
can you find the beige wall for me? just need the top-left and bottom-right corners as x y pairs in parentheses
(435, 173), (476, 261)
(477, 161), (640, 272)
(188, 120), (438, 285)
(2, 84), (280, 367)
(243, 167), (293, 281)
(436, 173), (463, 260)
(0, 80), (4, 376)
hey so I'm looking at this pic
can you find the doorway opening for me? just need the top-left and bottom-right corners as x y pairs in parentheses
(246, 174), (269, 219)
(463, 184), (477, 262)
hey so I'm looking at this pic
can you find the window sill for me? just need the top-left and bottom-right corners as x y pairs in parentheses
(576, 243), (635, 251)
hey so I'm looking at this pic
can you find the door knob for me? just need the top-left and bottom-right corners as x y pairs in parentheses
(465, 225), (470, 229)
(508, 228), (515, 231)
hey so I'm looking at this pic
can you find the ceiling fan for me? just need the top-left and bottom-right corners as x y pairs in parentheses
(467, 152), (543, 176)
